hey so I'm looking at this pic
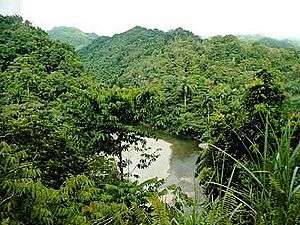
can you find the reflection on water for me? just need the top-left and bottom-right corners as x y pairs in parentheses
(123, 137), (199, 196)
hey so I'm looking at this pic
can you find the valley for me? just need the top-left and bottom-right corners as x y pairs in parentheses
(0, 15), (299, 225)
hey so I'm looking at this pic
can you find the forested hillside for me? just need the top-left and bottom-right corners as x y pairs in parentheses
(79, 26), (300, 136)
(79, 28), (300, 224)
(79, 27), (300, 86)
(1, 15), (299, 225)
(239, 34), (300, 50)
(0, 15), (167, 224)
(48, 26), (98, 49)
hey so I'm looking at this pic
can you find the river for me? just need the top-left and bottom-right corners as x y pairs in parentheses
(124, 136), (200, 196)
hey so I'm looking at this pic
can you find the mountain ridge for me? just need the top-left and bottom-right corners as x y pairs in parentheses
(48, 26), (99, 49)
(77, 26), (300, 88)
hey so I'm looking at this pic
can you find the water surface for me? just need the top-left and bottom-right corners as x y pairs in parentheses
(124, 136), (199, 195)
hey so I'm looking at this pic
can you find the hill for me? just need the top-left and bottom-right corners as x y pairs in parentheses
(239, 34), (300, 50)
(79, 26), (204, 85)
(48, 26), (98, 49)
(79, 26), (300, 88)
(0, 15), (165, 224)
(1, 15), (300, 225)
(79, 27), (300, 135)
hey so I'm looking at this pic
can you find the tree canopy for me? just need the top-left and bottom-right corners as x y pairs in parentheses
(1, 15), (299, 225)
(48, 26), (99, 50)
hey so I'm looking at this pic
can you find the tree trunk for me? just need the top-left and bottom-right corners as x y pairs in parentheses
(117, 148), (124, 181)
(184, 85), (187, 108)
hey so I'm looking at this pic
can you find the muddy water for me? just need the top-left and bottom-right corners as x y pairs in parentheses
(124, 137), (199, 195)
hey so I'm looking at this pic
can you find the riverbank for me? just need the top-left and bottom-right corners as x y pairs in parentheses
(123, 135), (200, 197)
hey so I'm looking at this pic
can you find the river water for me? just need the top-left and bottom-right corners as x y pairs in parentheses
(123, 136), (200, 196)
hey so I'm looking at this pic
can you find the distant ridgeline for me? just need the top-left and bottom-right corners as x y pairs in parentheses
(239, 34), (300, 50)
(48, 26), (99, 49)
(75, 26), (300, 89)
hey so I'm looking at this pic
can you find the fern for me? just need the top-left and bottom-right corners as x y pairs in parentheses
(148, 196), (171, 225)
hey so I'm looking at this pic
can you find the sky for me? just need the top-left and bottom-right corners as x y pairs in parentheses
(1, 0), (300, 39)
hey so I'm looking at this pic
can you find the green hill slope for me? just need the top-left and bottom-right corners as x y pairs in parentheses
(239, 34), (300, 50)
(48, 26), (98, 49)
(79, 26), (204, 85)
(79, 27), (300, 135)
(79, 27), (300, 88)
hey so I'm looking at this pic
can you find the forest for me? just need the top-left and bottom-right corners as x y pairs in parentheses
(0, 15), (299, 225)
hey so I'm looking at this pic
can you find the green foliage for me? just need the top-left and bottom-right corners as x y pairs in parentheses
(239, 34), (300, 50)
(48, 26), (98, 50)
(1, 14), (300, 225)
(201, 123), (300, 224)
(148, 195), (171, 225)
(0, 15), (148, 189)
(0, 15), (167, 224)
(79, 26), (299, 137)
(0, 141), (166, 225)
(198, 70), (287, 197)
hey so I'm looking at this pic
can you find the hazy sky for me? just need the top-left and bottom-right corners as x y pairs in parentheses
(1, 0), (300, 38)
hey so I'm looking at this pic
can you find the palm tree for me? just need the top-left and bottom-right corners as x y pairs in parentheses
(181, 77), (193, 108)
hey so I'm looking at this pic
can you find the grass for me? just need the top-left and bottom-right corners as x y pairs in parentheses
(205, 121), (300, 224)
(155, 121), (300, 225)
